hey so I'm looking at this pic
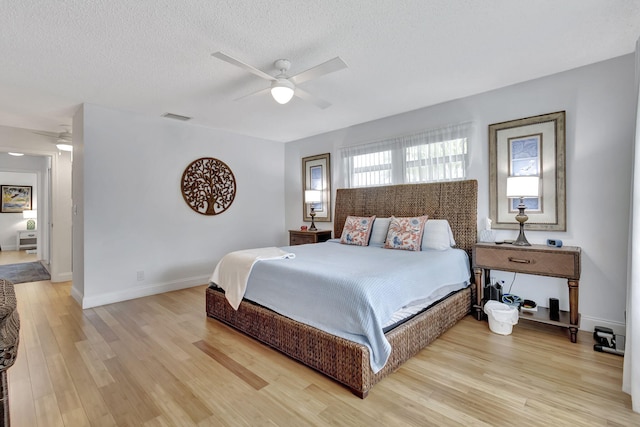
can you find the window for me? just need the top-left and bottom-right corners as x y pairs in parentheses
(404, 138), (467, 183)
(339, 123), (472, 188)
(350, 150), (393, 187)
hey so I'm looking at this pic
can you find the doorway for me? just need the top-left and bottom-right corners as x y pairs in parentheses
(0, 155), (51, 270)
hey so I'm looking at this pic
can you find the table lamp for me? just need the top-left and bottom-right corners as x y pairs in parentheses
(304, 190), (322, 231)
(506, 176), (539, 246)
(23, 210), (37, 230)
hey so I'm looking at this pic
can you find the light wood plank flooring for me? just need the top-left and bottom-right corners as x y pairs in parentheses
(8, 281), (640, 426)
(0, 250), (37, 266)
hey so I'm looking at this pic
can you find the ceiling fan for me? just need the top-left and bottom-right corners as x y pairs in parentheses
(211, 51), (348, 109)
(32, 126), (73, 151)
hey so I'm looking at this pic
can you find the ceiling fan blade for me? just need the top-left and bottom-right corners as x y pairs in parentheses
(31, 130), (59, 138)
(295, 88), (331, 109)
(233, 86), (271, 102)
(290, 57), (347, 85)
(212, 51), (276, 82)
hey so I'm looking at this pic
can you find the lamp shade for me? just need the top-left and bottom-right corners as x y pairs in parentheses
(271, 79), (295, 104)
(22, 210), (37, 219)
(506, 176), (539, 198)
(304, 190), (322, 203)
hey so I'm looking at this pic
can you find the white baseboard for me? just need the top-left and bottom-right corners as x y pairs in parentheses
(80, 275), (210, 309)
(51, 271), (72, 282)
(580, 315), (626, 336)
(70, 285), (83, 307)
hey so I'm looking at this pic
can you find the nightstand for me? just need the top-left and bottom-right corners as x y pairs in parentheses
(17, 230), (37, 250)
(472, 242), (582, 342)
(288, 229), (332, 246)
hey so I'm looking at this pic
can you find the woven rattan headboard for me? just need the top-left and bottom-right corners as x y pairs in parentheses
(334, 180), (478, 258)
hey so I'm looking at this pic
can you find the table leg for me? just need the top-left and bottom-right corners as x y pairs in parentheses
(568, 279), (579, 343)
(569, 327), (578, 343)
(473, 268), (484, 320)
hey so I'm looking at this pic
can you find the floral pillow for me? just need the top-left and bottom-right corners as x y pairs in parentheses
(340, 215), (376, 246)
(383, 215), (429, 251)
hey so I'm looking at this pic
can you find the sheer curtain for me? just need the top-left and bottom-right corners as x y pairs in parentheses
(338, 122), (473, 188)
(624, 36), (640, 413)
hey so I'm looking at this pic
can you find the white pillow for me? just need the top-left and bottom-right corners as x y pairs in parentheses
(421, 219), (456, 250)
(369, 217), (392, 246)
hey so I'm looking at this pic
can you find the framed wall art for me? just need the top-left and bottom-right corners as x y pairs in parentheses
(181, 157), (236, 216)
(302, 153), (331, 222)
(1, 185), (33, 213)
(489, 111), (566, 231)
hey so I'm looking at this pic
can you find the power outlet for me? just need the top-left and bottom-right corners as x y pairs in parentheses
(136, 271), (145, 281)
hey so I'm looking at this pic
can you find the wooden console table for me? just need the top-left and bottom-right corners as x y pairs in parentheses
(472, 243), (582, 342)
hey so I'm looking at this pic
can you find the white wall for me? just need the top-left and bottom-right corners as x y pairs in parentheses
(72, 106), (85, 301)
(0, 125), (73, 281)
(284, 54), (637, 334)
(51, 148), (73, 282)
(73, 104), (285, 308)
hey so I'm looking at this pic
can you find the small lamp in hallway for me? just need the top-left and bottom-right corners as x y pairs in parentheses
(23, 210), (36, 230)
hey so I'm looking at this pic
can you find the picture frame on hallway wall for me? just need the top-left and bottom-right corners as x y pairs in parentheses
(0, 185), (32, 213)
(302, 153), (331, 223)
(489, 111), (566, 231)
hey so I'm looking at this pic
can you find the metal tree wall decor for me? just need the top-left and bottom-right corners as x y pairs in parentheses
(181, 157), (236, 215)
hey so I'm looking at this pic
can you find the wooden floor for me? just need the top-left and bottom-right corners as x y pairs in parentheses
(7, 281), (639, 426)
(0, 249), (37, 266)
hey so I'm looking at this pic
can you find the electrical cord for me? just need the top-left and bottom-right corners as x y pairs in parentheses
(507, 272), (517, 294)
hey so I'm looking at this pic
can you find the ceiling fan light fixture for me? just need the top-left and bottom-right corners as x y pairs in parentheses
(270, 79), (295, 104)
(56, 143), (73, 152)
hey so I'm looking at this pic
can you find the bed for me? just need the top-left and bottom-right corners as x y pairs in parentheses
(205, 180), (478, 398)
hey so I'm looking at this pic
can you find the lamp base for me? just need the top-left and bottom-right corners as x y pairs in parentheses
(309, 210), (317, 231)
(512, 228), (531, 246)
(512, 201), (531, 246)
(26, 219), (35, 230)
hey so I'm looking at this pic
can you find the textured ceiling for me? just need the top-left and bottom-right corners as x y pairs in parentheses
(1, 1), (639, 142)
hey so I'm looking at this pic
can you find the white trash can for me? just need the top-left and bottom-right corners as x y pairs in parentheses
(484, 300), (519, 335)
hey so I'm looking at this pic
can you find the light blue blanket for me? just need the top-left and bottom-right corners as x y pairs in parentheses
(238, 240), (470, 373)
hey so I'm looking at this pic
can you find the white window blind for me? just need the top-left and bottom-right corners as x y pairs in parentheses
(339, 122), (473, 188)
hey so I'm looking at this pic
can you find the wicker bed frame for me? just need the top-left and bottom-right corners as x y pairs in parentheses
(205, 180), (478, 398)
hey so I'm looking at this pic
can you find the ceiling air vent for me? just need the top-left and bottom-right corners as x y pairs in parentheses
(162, 113), (192, 121)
